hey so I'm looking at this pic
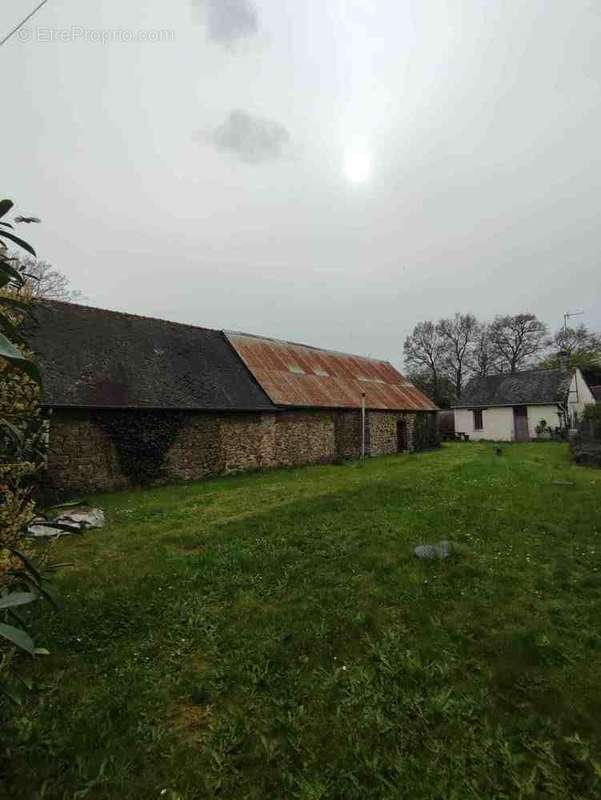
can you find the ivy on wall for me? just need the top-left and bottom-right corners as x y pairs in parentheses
(96, 410), (186, 485)
(412, 412), (441, 452)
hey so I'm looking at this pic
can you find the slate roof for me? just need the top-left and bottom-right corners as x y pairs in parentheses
(24, 301), (275, 411)
(455, 369), (572, 408)
(226, 331), (437, 411)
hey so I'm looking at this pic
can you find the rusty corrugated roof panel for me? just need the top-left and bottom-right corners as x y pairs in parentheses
(225, 331), (438, 412)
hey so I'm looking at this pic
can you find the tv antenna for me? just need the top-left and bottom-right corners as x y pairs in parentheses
(563, 311), (583, 334)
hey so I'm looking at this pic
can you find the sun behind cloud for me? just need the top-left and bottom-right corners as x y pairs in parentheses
(343, 149), (372, 184)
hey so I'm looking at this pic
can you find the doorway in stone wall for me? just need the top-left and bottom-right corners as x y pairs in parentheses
(397, 420), (408, 452)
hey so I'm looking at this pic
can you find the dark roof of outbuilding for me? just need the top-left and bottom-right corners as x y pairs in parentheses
(455, 369), (572, 408)
(24, 301), (275, 411)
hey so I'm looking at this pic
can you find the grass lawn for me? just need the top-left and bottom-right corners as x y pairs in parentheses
(3, 442), (601, 799)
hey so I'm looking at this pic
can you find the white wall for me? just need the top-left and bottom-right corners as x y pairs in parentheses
(527, 405), (562, 438)
(454, 407), (514, 441)
(454, 369), (596, 441)
(455, 404), (562, 441)
(569, 369), (595, 423)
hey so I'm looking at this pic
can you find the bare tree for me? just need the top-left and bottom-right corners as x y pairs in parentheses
(403, 322), (446, 405)
(541, 325), (601, 370)
(14, 254), (82, 302)
(489, 313), (548, 373)
(437, 313), (479, 398)
(407, 369), (455, 409)
(471, 323), (499, 377)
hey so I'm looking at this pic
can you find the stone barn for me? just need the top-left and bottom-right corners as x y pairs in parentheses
(26, 301), (438, 493)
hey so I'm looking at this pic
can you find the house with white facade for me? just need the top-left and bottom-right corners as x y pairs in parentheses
(453, 368), (595, 442)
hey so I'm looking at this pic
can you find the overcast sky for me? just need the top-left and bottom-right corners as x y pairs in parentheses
(3, 0), (600, 364)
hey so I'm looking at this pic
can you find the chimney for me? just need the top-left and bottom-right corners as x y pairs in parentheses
(557, 350), (570, 372)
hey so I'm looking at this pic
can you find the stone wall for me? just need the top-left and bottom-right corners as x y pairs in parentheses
(45, 409), (128, 493)
(220, 413), (276, 474)
(334, 411), (363, 459)
(274, 410), (336, 467)
(47, 411), (123, 491)
(44, 407), (437, 494)
(368, 411), (415, 456)
(165, 414), (222, 481)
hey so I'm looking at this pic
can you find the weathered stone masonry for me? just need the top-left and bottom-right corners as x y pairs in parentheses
(29, 302), (439, 495)
(45, 408), (437, 493)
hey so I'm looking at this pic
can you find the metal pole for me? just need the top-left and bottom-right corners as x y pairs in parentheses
(361, 392), (366, 460)
(564, 310), (584, 334)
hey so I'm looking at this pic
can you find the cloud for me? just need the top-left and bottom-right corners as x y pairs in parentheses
(205, 110), (291, 164)
(203, 0), (258, 45)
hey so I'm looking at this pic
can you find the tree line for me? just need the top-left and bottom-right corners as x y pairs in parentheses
(403, 313), (601, 408)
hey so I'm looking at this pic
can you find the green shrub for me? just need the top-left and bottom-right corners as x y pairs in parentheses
(0, 199), (56, 702)
(582, 404), (601, 439)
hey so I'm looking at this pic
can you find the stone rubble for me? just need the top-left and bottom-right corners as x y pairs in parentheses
(414, 540), (453, 560)
(27, 507), (105, 538)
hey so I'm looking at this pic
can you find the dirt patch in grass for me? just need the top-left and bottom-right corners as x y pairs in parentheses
(174, 543), (205, 555)
(170, 702), (214, 746)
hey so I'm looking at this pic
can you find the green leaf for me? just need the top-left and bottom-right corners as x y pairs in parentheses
(0, 332), (41, 382)
(0, 229), (36, 257)
(34, 647), (50, 656)
(0, 681), (24, 706)
(0, 331), (26, 359)
(43, 561), (73, 572)
(0, 295), (30, 312)
(49, 499), (88, 510)
(7, 606), (30, 631)
(0, 199), (14, 219)
(0, 313), (27, 345)
(35, 582), (60, 610)
(0, 260), (25, 288)
(8, 571), (41, 595)
(0, 592), (38, 610)
(0, 418), (24, 446)
(0, 622), (35, 654)
(9, 548), (42, 582)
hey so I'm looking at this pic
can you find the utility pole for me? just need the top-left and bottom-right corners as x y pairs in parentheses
(562, 312), (584, 409)
(361, 392), (366, 460)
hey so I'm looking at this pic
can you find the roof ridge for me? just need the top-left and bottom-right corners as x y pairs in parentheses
(36, 299), (219, 335)
(37, 303), (395, 367)
(506, 368), (570, 376)
(225, 329), (393, 366)
(468, 367), (571, 381)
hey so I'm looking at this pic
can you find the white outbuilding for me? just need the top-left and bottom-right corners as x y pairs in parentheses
(453, 368), (595, 442)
